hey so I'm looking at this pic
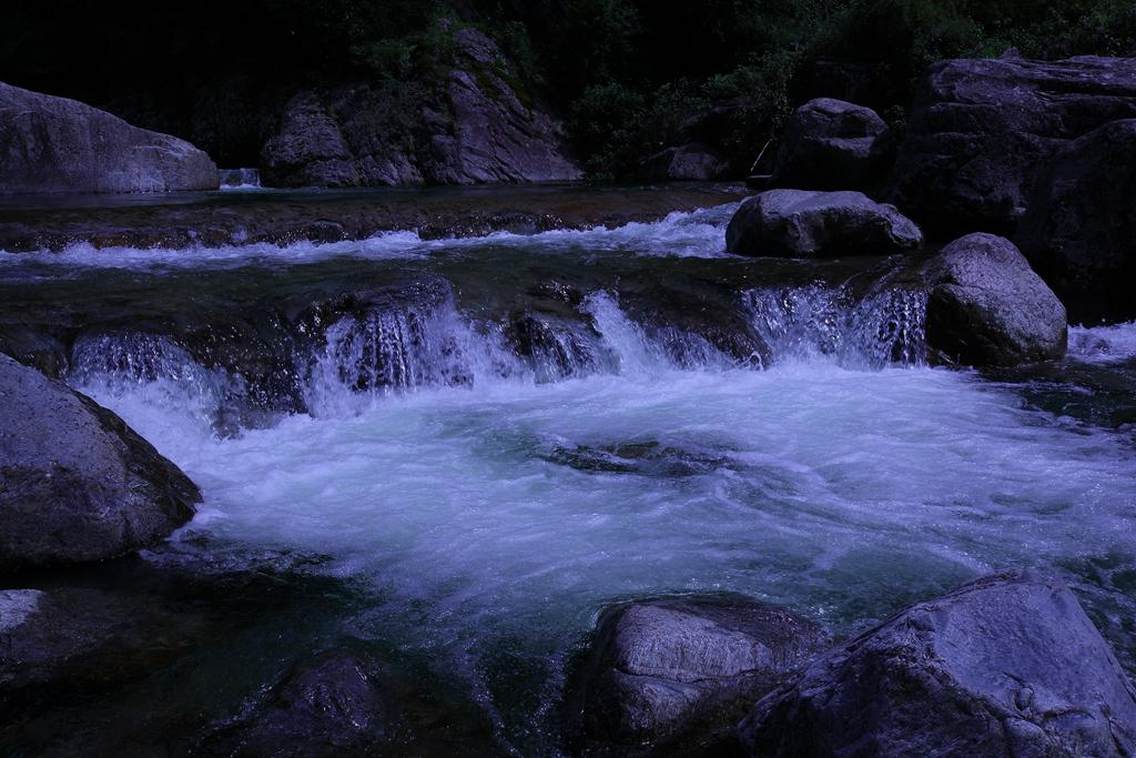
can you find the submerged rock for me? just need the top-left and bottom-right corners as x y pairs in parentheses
(205, 651), (396, 756)
(261, 28), (581, 188)
(739, 570), (1136, 757)
(725, 189), (922, 258)
(924, 233), (1066, 367)
(567, 595), (827, 753)
(0, 353), (199, 570)
(772, 98), (890, 192)
(201, 648), (498, 756)
(1017, 119), (1136, 323)
(889, 55), (1136, 235)
(0, 81), (218, 194)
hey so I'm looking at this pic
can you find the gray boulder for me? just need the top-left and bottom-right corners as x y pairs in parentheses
(0, 353), (199, 570)
(889, 55), (1136, 235)
(739, 570), (1136, 757)
(924, 233), (1067, 367)
(641, 143), (730, 181)
(1017, 119), (1136, 323)
(0, 81), (218, 194)
(568, 595), (827, 752)
(772, 98), (890, 191)
(261, 28), (581, 188)
(726, 189), (922, 258)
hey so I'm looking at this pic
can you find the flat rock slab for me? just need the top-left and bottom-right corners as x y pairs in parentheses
(0, 184), (746, 253)
(740, 570), (1136, 757)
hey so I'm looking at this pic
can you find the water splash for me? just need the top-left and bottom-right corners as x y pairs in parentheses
(746, 284), (927, 368)
(1068, 321), (1136, 364)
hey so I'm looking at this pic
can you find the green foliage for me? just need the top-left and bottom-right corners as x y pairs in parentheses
(4, 0), (1135, 172)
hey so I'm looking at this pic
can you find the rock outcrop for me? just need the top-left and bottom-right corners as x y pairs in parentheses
(726, 189), (922, 258)
(889, 55), (1136, 235)
(772, 98), (890, 191)
(1017, 119), (1136, 324)
(740, 570), (1136, 757)
(924, 233), (1067, 367)
(260, 28), (581, 188)
(0, 353), (199, 570)
(0, 81), (219, 194)
(567, 595), (827, 753)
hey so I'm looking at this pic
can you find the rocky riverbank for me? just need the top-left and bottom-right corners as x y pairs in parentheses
(3, 38), (1136, 758)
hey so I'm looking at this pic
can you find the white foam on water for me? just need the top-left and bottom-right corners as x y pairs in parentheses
(1069, 321), (1136, 364)
(75, 348), (1136, 652)
(0, 203), (737, 272)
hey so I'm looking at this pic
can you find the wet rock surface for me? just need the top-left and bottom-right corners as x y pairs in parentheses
(0, 81), (218, 194)
(726, 189), (922, 258)
(0, 183), (744, 252)
(889, 54), (1136, 236)
(772, 98), (890, 192)
(198, 648), (498, 757)
(566, 595), (827, 754)
(923, 233), (1066, 367)
(1017, 119), (1136, 324)
(739, 570), (1136, 757)
(0, 353), (199, 570)
(261, 28), (580, 189)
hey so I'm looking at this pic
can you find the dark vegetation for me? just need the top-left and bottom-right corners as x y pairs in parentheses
(4, 0), (1136, 177)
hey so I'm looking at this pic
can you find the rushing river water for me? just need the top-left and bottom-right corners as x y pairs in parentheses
(2, 192), (1136, 754)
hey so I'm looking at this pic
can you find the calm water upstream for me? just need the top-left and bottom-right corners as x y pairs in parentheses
(2, 190), (1135, 754)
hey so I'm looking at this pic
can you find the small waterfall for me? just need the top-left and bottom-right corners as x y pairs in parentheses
(67, 332), (240, 433)
(509, 314), (614, 383)
(745, 284), (927, 368)
(219, 168), (262, 189)
(304, 294), (524, 414)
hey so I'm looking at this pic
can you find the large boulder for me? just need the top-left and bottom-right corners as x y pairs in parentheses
(726, 189), (922, 258)
(772, 98), (890, 191)
(567, 595), (827, 753)
(0, 81), (218, 194)
(924, 233), (1067, 367)
(261, 28), (581, 188)
(1017, 119), (1136, 324)
(739, 570), (1136, 757)
(0, 353), (199, 570)
(889, 55), (1136, 235)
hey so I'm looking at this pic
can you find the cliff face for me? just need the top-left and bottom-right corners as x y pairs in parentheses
(260, 28), (582, 188)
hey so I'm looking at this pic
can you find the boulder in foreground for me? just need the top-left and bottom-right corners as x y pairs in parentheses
(924, 233), (1066, 367)
(726, 189), (922, 258)
(740, 570), (1136, 757)
(772, 98), (890, 192)
(1017, 118), (1136, 324)
(567, 594), (827, 753)
(0, 81), (218, 194)
(0, 353), (199, 570)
